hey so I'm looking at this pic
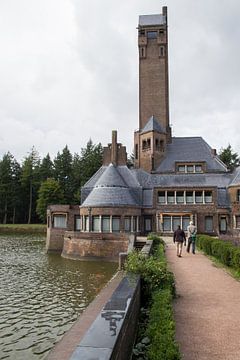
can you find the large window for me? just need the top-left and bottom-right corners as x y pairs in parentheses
(84, 216), (89, 232)
(163, 216), (171, 231)
(195, 191), (203, 203)
(167, 191), (175, 204)
(112, 217), (120, 232)
(177, 164), (203, 173)
(205, 216), (213, 232)
(102, 216), (110, 232)
(124, 217), (131, 232)
(92, 216), (100, 232)
(158, 191), (166, 204)
(162, 214), (190, 232)
(176, 191), (184, 204)
(186, 191), (194, 204)
(205, 191), (213, 203)
(74, 215), (81, 231)
(53, 214), (67, 228)
(147, 31), (157, 39)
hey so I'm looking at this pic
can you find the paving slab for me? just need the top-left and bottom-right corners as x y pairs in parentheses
(164, 237), (240, 360)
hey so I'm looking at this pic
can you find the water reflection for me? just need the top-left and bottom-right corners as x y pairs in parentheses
(0, 234), (117, 360)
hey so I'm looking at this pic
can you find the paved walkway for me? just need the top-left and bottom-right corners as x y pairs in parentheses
(164, 237), (240, 360)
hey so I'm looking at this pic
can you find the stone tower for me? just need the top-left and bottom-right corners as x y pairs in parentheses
(134, 6), (171, 172)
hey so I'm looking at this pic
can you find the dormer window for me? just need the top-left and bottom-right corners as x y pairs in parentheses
(177, 163), (204, 173)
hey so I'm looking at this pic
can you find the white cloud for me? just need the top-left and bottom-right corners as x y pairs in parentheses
(0, 0), (240, 161)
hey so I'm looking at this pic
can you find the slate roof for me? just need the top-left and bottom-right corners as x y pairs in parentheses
(131, 169), (232, 189)
(156, 137), (228, 173)
(81, 164), (141, 208)
(140, 115), (166, 134)
(139, 15), (166, 26)
(229, 167), (240, 187)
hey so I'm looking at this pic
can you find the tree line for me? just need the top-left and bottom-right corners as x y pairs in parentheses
(0, 140), (103, 224)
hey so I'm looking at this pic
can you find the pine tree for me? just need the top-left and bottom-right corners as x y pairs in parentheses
(219, 145), (240, 171)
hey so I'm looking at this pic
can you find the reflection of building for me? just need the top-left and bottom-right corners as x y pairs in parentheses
(47, 7), (240, 257)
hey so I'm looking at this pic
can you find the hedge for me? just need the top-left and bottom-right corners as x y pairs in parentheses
(125, 234), (181, 360)
(197, 234), (240, 271)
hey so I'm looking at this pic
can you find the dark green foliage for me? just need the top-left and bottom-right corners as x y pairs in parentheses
(0, 139), (103, 224)
(146, 290), (181, 360)
(219, 144), (240, 171)
(126, 234), (180, 360)
(36, 178), (65, 222)
(197, 235), (240, 270)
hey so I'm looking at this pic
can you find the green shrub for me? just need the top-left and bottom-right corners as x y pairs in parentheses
(127, 235), (180, 360)
(147, 233), (165, 246)
(196, 235), (239, 270)
(146, 289), (181, 360)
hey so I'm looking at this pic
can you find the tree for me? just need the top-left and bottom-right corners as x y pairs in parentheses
(21, 147), (41, 224)
(219, 145), (240, 171)
(36, 178), (64, 222)
(39, 153), (54, 181)
(127, 151), (135, 168)
(79, 139), (103, 187)
(0, 152), (20, 223)
(53, 145), (74, 203)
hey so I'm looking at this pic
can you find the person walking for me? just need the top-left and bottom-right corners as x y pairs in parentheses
(173, 225), (186, 257)
(187, 221), (197, 254)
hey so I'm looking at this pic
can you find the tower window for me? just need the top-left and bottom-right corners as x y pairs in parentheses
(159, 46), (165, 57)
(147, 138), (151, 148)
(140, 47), (146, 58)
(135, 144), (138, 159)
(155, 139), (160, 151)
(160, 140), (164, 151)
(147, 31), (157, 39)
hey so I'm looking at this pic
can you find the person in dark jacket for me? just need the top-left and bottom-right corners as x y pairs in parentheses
(173, 225), (186, 257)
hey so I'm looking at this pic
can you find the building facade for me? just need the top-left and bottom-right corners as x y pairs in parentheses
(47, 7), (240, 256)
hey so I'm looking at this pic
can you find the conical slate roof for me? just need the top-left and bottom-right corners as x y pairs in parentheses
(140, 115), (166, 134)
(81, 163), (139, 207)
(95, 163), (126, 188)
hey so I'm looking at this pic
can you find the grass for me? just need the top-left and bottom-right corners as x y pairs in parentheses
(0, 224), (47, 234)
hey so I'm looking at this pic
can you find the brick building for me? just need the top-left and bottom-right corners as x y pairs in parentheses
(47, 7), (240, 256)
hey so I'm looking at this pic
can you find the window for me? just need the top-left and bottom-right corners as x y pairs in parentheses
(147, 31), (157, 39)
(133, 217), (137, 232)
(53, 214), (67, 228)
(155, 139), (160, 151)
(176, 191), (184, 204)
(187, 165), (194, 173)
(158, 191), (166, 204)
(195, 165), (202, 173)
(195, 191), (203, 203)
(186, 191), (194, 203)
(236, 216), (240, 229)
(167, 191), (175, 204)
(173, 216), (181, 231)
(160, 140), (164, 151)
(140, 47), (145, 58)
(205, 216), (213, 232)
(159, 46), (165, 57)
(163, 216), (171, 231)
(178, 165), (185, 173)
(135, 144), (138, 160)
(183, 216), (191, 231)
(205, 191), (213, 203)
(237, 190), (240, 202)
(147, 138), (151, 149)
(102, 216), (110, 232)
(159, 29), (164, 35)
(220, 217), (227, 232)
(92, 216), (100, 232)
(142, 140), (147, 150)
(112, 217), (120, 232)
(74, 215), (81, 231)
(124, 217), (131, 232)
(139, 29), (145, 36)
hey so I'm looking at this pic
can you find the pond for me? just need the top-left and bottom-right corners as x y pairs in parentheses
(0, 234), (117, 360)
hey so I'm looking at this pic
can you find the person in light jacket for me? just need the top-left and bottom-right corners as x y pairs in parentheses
(173, 225), (186, 257)
(187, 221), (197, 254)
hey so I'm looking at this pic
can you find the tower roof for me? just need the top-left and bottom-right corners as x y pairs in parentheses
(139, 14), (166, 26)
(140, 115), (166, 134)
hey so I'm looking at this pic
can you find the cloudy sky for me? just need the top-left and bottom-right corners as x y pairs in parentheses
(0, 0), (240, 162)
